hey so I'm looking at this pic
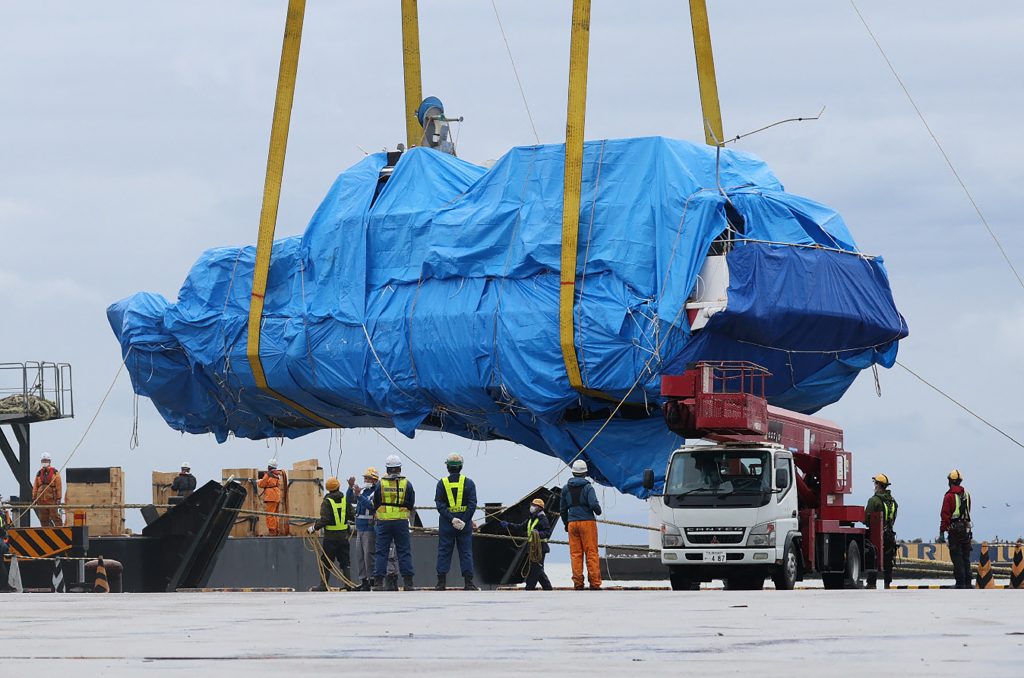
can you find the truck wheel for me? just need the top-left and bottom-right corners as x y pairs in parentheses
(772, 546), (798, 590)
(669, 569), (700, 591)
(844, 541), (863, 589)
(724, 575), (764, 591)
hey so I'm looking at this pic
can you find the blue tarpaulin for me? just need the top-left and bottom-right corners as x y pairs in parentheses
(108, 137), (907, 497)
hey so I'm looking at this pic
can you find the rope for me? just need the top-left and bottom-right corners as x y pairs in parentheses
(301, 530), (359, 590)
(490, 0), (540, 145)
(850, 0), (1024, 292)
(895, 361), (1024, 450)
(0, 394), (59, 419)
(15, 351), (129, 524)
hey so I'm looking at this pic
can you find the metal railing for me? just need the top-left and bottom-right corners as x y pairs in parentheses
(0, 361), (74, 422)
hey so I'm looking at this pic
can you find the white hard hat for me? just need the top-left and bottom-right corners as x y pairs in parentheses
(571, 459), (588, 474)
(385, 454), (402, 468)
(181, 462), (191, 469)
(41, 452), (52, 462)
(268, 458), (278, 469)
(445, 453), (464, 466)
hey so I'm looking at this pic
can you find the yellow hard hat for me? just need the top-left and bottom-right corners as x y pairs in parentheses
(531, 498), (546, 510)
(325, 477), (341, 492)
(948, 469), (963, 482)
(872, 473), (890, 486)
(363, 467), (380, 481)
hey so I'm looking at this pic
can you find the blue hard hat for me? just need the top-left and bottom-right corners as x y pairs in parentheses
(416, 96), (444, 126)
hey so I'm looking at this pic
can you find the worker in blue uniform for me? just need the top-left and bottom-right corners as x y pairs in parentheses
(434, 453), (478, 590)
(500, 497), (553, 590)
(371, 455), (416, 591)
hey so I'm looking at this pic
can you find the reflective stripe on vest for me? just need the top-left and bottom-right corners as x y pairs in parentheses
(881, 496), (896, 525)
(953, 491), (971, 520)
(325, 497), (348, 531)
(377, 478), (409, 520)
(443, 475), (467, 514)
(527, 517), (539, 539)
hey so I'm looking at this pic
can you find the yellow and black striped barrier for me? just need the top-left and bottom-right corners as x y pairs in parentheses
(94, 557), (110, 593)
(176, 587), (295, 593)
(1011, 541), (1023, 590)
(6, 526), (74, 559)
(977, 542), (995, 589)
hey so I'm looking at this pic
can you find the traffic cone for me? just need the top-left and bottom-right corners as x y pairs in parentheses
(1011, 541), (1024, 590)
(94, 556), (110, 593)
(51, 557), (65, 593)
(976, 541), (994, 589)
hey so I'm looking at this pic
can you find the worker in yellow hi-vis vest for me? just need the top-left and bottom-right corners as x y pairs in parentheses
(309, 476), (354, 591)
(371, 455), (416, 591)
(434, 453), (478, 591)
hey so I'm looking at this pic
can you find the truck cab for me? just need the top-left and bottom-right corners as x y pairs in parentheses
(657, 442), (799, 590)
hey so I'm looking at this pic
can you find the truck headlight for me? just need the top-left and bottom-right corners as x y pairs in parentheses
(661, 522), (683, 548)
(746, 521), (776, 547)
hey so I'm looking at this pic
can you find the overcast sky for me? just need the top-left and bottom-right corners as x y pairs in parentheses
(2, 1), (1022, 543)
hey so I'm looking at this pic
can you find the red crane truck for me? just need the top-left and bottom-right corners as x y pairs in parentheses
(643, 361), (884, 590)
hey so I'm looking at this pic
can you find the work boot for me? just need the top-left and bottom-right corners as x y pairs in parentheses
(309, 583), (328, 592)
(435, 574), (447, 591)
(402, 575), (415, 591)
(385, 574), (399, 591)
(358, 578), (372, 591)
(463, 575), (479, 591)
(370, 577), (382, 591)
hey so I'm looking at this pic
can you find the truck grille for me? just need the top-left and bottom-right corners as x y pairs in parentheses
(684, 527), (745, 545)
(686, 533), (744, 545)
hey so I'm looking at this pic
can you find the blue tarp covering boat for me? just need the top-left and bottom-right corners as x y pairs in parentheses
(108, 137), (907, 496)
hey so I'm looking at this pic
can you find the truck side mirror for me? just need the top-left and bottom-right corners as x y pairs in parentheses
(775, 467), (790, 489)
(642, 468), (655, 491)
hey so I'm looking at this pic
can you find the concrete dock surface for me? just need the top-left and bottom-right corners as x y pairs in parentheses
(2, 587), (1022, 676)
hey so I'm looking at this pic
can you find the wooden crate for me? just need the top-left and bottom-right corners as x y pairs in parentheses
(151, 471), (178, 516)
(287, 461), (323, 529)
(65, 467), (125, 536)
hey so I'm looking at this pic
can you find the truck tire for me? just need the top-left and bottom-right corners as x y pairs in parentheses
(844, 540), (863, 589)
(724, 575), (764, 591)
(669, 569), (700, 591)
(822, 541), (863, 589)
(772, 546), (798, 591)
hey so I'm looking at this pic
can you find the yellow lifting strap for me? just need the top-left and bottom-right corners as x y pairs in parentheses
(401, 0), (424, 149)
(689, 0), (724, 145)
(559, 0), (594, 397)
(245, 0), (338, 429)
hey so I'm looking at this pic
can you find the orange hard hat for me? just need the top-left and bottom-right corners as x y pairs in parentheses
(531, 498), (546, 510)
(325, 477), (341, 492)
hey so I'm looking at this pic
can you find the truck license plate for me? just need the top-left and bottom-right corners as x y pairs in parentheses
(704, 551), (726, 563)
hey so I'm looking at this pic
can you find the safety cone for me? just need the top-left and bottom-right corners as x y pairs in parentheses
(976, 541), (994, 589)
(1011, 541), (1024, 590)
(51, 557), (65, 593)
(94, 556), (110, 593)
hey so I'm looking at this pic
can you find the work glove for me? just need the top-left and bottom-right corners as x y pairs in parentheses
(451, 518), (466, 531)
(308, 525), (317, 534)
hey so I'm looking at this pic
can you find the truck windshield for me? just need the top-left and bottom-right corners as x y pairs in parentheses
(664, 449), (771, 508)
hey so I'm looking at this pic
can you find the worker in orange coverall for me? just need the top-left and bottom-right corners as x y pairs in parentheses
(257, 458), (286, 535)
(33, 452), (63, 527)
(560, 459), (603, 590)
